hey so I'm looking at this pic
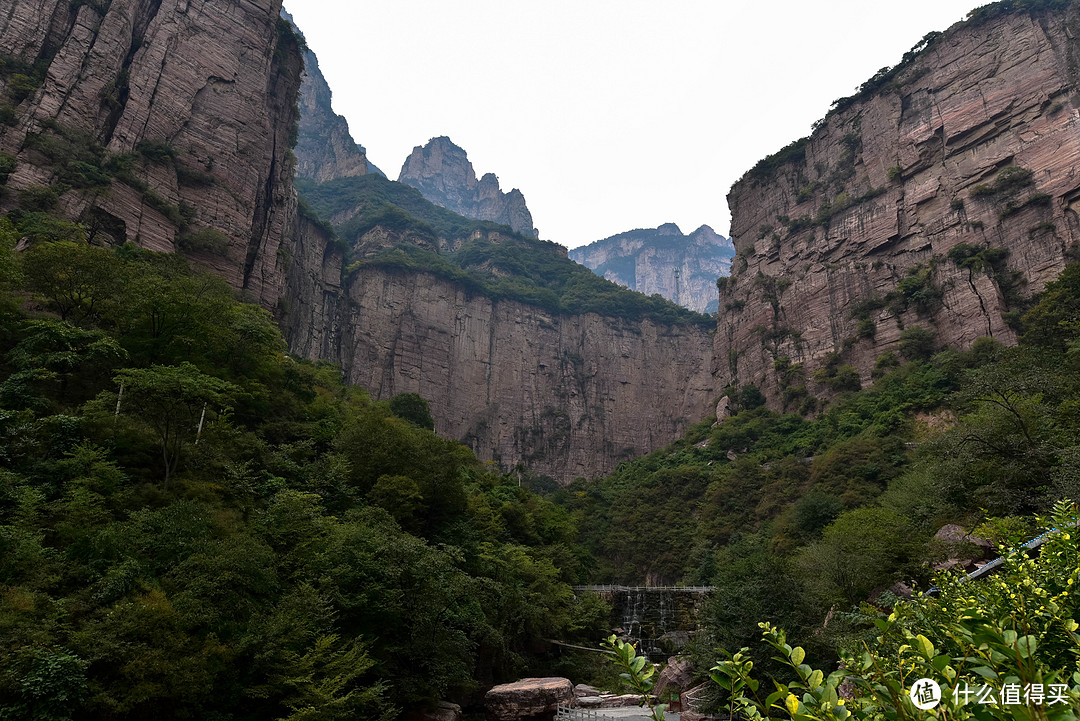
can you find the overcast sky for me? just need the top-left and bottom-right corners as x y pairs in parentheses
(287, 1), (980, 249)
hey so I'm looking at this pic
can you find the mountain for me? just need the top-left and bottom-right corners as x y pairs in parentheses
(286, 10), (383, 182)
(715, 0), (1080, 409)
(569, 223), (735, 313)
(292, 173), (717, 483)
(398, 136), (538, 237)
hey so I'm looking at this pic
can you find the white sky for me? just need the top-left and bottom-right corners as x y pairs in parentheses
(287, 1), (979, 249)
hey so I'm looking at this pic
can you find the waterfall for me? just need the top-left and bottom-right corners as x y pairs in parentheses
(601, 586), (707, 661)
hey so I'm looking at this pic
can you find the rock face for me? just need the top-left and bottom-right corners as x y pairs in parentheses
(0, 0), (308, 310)
(399, 136), (537, 237)
(570, 223), (735, 312)
(287, 12), (375, 183)
(717, 3), (1080, 405)
(484, 677), (573, 721)
(291, 264), (716, 483)
(654, 656), (694, 699)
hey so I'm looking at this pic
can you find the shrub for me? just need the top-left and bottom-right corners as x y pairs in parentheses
(898, 325), (935, 360)
(136, 140), (176, 164)
(6, 73), (40, 103)
(886, 165), (902, 182)
(0, 151), (15, 185)
(177, 226), (229, 255)
(18, 184), (59, 212)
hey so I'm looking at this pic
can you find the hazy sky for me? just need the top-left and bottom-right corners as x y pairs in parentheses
(287, 1), (979, 248)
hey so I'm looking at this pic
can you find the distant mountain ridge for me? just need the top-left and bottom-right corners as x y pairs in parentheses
(398, 136), (537, 237)
(570, 223), (734, 313)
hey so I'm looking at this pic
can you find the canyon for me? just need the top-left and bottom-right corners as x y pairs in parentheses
(5, 0), (1080, 481)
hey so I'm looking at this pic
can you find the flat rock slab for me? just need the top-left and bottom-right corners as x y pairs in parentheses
(577, 694), (645, 709)
(574, 683), (601, 697)
(485, 677), (574, 721)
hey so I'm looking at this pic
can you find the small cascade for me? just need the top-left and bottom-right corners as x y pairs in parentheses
(608, 586), (701, 660)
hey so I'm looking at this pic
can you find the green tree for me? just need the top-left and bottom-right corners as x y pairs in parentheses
(388, 392), (435, 430)
(112, 363), (237, 485)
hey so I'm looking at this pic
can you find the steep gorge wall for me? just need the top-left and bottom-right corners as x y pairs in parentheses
(292, 264), (717, 482)
(0, 0), (306, 309)
(718, 4), (1080, 404)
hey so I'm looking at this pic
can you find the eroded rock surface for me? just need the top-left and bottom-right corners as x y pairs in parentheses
(292, 265), (716, 483)
(717, 4), (1080, 405)
(399, 136), (537, 237)
(484, 677), (573, 721)
(0, 0), (305, 310)
(288, 11), (373, 183)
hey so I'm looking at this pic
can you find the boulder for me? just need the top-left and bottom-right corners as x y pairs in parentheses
(654, 656), (694, 699)
(715, 396), (731, 423)
(404, 701), (462, 721)
(577, 694), (645, 708)
(574, 683), (600, 698)
(485, 677), (574, 721)
(681, 712), (724, 721)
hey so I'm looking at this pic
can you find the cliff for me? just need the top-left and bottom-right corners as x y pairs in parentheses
(398, 136), (538, 237)
(310, 264), (717, 482)
(287, 11), (377, 183)
(717, 1), (1080, 407)
(293, 171), (719, 481)
(570, 223), (734, 313)
(0, 0), (311, 310)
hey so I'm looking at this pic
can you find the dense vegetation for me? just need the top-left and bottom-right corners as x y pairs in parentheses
(711, 501), (1080, 719)
(297, 174), (714, 328)
(556, 260), (1080, 698)
(0, 224), (609, 720)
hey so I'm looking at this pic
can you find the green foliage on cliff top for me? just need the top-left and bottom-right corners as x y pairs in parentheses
(297, 174), (509, 243)
(0, 231), (604, 719)
(299, 175), (714, 328)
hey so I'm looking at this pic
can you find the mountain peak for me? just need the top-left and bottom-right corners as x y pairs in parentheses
(398, 137), (537, 237)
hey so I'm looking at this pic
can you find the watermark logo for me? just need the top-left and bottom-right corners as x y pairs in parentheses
(910, 678), (941, 710)
(907, 680), (1071, 708)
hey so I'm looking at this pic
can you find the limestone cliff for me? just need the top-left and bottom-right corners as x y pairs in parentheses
(717, 1), (1080, 407)
(570, 223), (734, 313)
(0, 0), (307, 310)
(398, 136), (538, 237)
(295, 263), (716, 482)
(286, 11), (378, 183)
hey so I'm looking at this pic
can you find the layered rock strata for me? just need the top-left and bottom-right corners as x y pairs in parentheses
(288, 11), (374, 183)
(0, 0), (305, 309)
(718, 3), (1080, 404)
(570, 223), (734, 313)
(298, 265), (716, 483)
(399, 136), (538, 237)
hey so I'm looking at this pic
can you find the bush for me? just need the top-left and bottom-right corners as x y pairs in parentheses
(898, 325), (935, 360)
(18, 184), (59, 212)
(6, 73), (40, 103)
(0, 151), (15, 185)
(886, 165), (902, 182)
(177, 227), (229, 255)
